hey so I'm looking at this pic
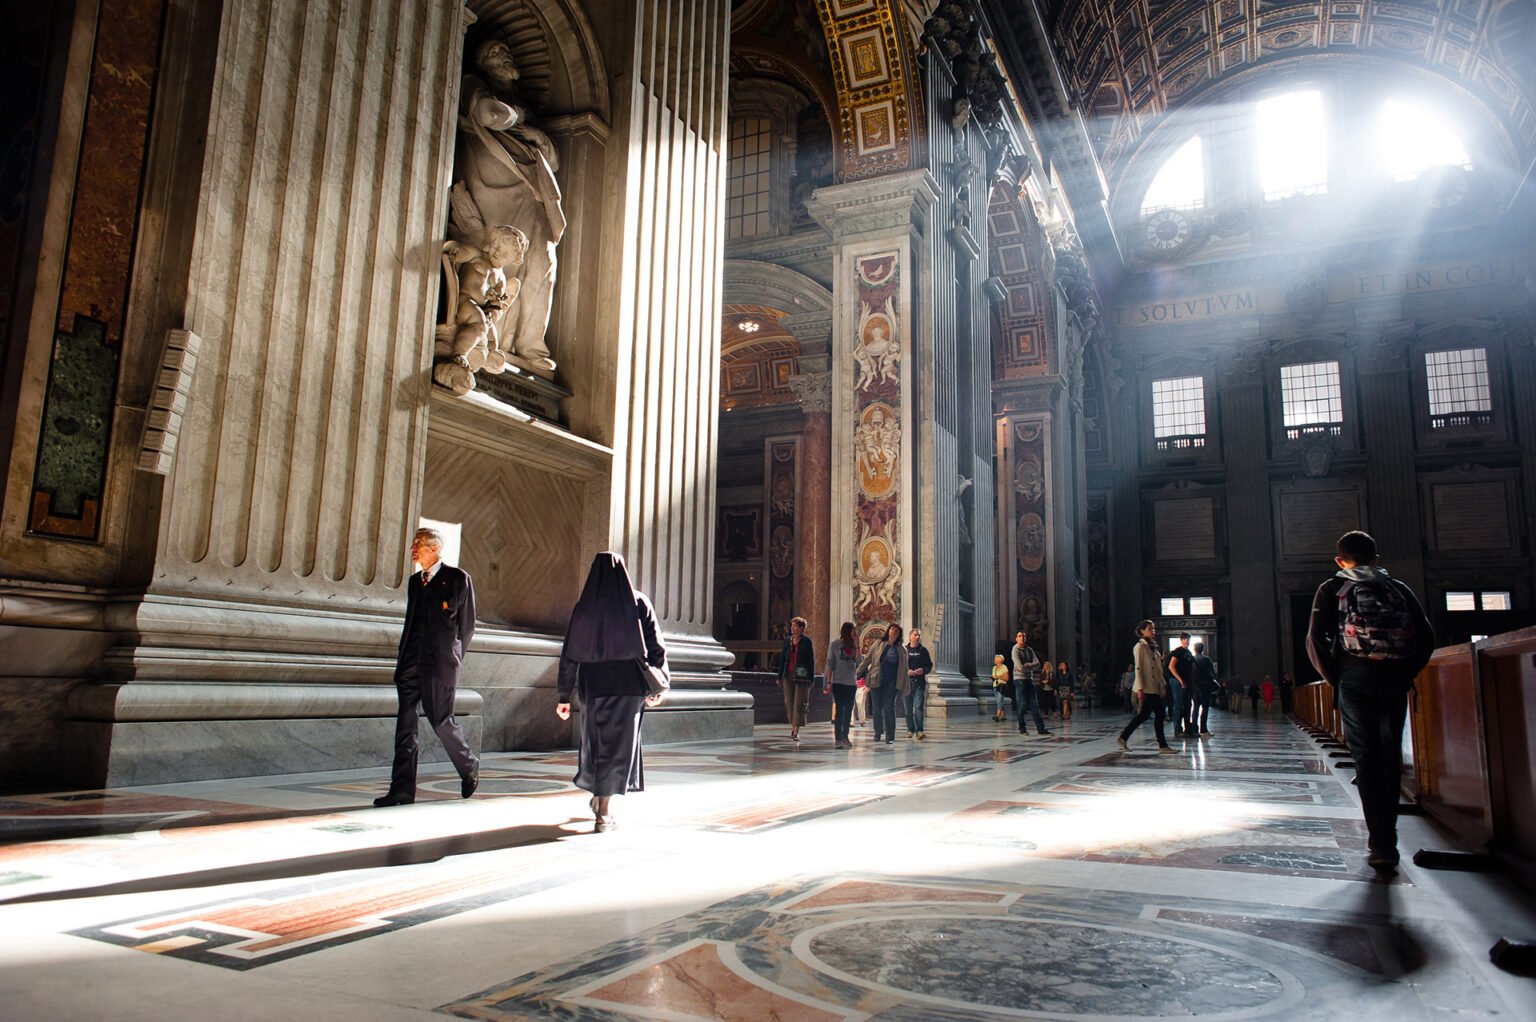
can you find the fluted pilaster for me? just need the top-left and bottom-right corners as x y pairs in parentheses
(600, 0), (735, 680)
(163, 0), (464, 601)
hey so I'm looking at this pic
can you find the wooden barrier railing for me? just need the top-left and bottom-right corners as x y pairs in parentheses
(1293, 627), (1536, 888)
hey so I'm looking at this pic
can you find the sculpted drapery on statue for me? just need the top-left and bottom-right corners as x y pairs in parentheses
(437, 39), (566, 393)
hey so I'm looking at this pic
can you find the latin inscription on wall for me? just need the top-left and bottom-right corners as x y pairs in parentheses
(1155, 498), (1215, 561)
(1432, 482), (1511, 550)
(1279, 489), (1362, 560)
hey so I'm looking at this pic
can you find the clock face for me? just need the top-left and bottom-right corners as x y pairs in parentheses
(1144, 208), (1192, 252)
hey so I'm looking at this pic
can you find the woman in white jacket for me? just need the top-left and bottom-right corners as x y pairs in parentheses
(1117, 620), (1174, 754)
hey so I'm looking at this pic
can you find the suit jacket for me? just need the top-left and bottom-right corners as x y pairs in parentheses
(397, 564), (476, 689)
(857, 639), (910, 695)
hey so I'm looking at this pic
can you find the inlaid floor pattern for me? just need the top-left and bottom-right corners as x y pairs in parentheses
(2, 707), (1532, 1021)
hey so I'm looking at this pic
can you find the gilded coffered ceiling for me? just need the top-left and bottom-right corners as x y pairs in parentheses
(1028, 0), (1536, 183)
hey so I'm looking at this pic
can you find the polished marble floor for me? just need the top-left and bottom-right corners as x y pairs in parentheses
(2, 707), (1533, 1020)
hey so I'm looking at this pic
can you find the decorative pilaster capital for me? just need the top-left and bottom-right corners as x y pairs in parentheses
(1349, 322), (1415, 374)
(788, 371), (832, 415)
(1217, 345), (1265, 387)
(804, 170), (940, 241)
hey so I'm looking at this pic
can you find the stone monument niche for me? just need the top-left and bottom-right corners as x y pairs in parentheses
(423, 0), (749, 751)
(419, 2), (617, 753)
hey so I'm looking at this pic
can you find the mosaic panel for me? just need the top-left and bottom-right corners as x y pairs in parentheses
(851, 250), (903, 644)
(766, 438), (799, 640)
(28, 0), (165, 539)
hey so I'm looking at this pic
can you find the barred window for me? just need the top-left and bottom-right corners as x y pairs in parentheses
(1153, 376), (1206, 449)
(1281, 361), (1343, 439)
(1425, 348), (1491, 428)
(1187, 596), (1214, 616)
(1160, 597), (1185, 616)
(727, 118), (772, 239)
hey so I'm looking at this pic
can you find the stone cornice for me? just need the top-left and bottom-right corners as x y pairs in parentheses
(804, 170), (941, 241)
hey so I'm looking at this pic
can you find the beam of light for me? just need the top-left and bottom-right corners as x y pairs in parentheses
(1378, 99), (1472, 182)
(1257, 90), (1328, 200)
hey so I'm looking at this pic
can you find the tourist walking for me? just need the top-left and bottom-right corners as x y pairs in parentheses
(991, 654), (1011, 720)
(1279, 672), (1295, 714)
(857, 623), (909, 747)
(1247, 680), (1261, 716)
(1261, 674), (1276, 713)
(1057, 661), (1074, 719)
(1011, 630), (1051, 736)
(904, 627), (933, 739)
(824, 621), (861, 749)
(1306, 530), (1434, 871)
(1118, 620), (1173, 753)
(555, 552), (667, 832)
(374, 527), (480, 807)
(776, 615), (815, 741)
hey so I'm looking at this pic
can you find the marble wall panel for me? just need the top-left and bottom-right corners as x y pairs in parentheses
(421, 438), (586, 634)
(26, 0), (165, 539)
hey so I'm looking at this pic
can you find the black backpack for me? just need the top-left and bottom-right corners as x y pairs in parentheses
(1336, 579), (1417, 660)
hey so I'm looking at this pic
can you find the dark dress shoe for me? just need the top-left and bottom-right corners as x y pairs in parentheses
(462, 765), (479, 799)
(373, 792), (414, 807)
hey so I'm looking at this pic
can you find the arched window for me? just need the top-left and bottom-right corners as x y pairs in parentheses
(1256, 90), (1327, 200)
(1140, 135), (1205, 213)
(1376, 99), (1472, 182)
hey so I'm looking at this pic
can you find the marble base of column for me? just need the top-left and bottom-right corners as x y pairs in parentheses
(923, 670), (986, 720)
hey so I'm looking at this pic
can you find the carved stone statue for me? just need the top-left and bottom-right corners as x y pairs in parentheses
(433, 213), (529, 395)
(451, 39), (566, 376)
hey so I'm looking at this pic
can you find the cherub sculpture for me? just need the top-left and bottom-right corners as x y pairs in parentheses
(434, 184), (529, 395)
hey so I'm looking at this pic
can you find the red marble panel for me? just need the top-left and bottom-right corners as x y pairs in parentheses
(580, 942), (844, 1022)
(789, 879), (1005, 912)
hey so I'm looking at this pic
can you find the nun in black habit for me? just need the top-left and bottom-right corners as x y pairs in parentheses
(556, 552), (667, 831)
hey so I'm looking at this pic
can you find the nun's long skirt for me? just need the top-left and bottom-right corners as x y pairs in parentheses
(575, 694), (646, 796)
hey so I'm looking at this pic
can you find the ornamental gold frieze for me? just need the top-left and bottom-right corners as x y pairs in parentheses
(814, 0), (923, 181)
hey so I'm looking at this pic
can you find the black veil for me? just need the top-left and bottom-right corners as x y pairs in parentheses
(562, 552), (648, 662)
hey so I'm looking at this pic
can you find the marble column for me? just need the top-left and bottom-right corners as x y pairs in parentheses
(63, 0), (473, 784)
(590, 0), (747, 742)
(790, 372), (832, 654)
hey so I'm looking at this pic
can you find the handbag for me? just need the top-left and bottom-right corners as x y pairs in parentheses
(638, 657), (671, 696)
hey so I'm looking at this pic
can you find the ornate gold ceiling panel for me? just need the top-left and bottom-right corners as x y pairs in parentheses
(1034, 0), (1536, 181)
(814, 0), (927, 179)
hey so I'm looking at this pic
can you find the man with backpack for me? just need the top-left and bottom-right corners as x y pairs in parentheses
(1305, 530), (1435, 871)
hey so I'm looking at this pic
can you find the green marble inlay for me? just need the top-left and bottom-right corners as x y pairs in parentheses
(0, 871), (45, 886)
(33, 316), (118, 520)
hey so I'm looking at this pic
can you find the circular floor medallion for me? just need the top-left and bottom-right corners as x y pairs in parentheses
(794, 912), (1300, 1019)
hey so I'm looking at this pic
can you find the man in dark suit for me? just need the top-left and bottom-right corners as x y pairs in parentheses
(374, 528), (480, 806)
